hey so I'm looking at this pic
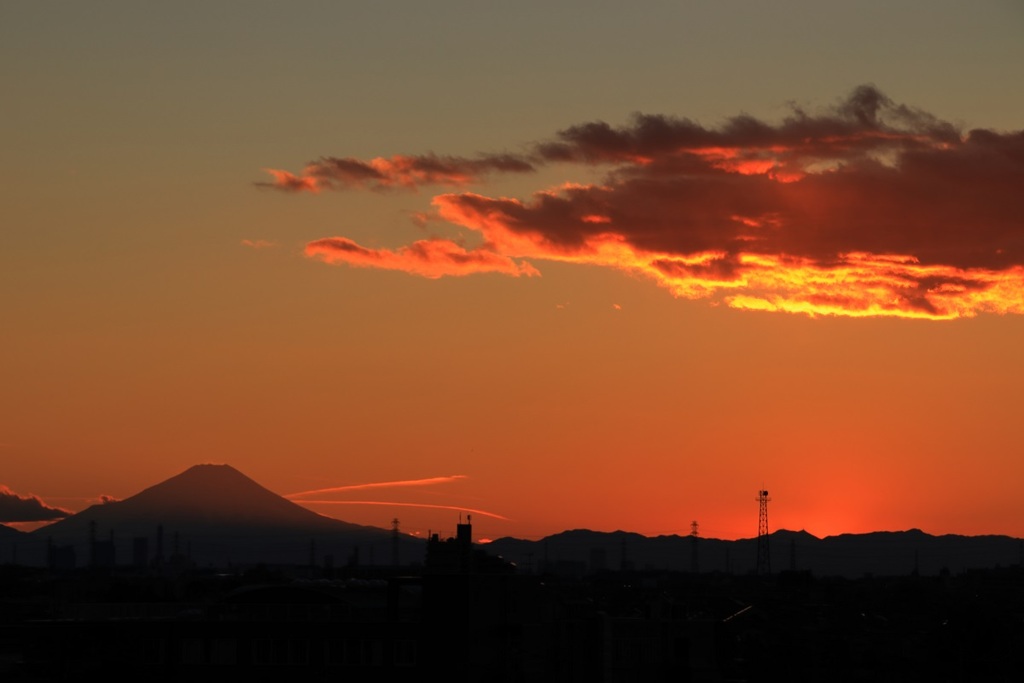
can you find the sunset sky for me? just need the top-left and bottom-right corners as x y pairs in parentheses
(3, 2), (1023, 543)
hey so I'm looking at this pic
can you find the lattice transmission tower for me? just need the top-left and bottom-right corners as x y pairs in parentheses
(756, 489), (771, 575)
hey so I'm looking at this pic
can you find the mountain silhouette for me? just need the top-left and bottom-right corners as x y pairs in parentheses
(485, 527), (1023, 578)
(0, 523), (25, 539)
(27, 464), (422, 568)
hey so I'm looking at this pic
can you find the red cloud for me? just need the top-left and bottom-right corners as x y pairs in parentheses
(266, 86), (1024, 319)
(305, 237), (540, 279)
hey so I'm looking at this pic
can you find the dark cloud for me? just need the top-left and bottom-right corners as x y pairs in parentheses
(439, 125), (1024, 271)
(266, 86), (1024, 319)
(0, 486), (71, 522)
(537, 84), (960, 168)
(261, 152), (536, 192)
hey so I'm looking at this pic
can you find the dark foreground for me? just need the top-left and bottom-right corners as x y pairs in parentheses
(2, 558), (1023, 682)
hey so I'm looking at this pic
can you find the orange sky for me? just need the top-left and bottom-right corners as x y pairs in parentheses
(3, 3), (1024, 542)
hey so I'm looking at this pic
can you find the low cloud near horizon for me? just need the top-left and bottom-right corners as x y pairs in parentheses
(263, 86), (1024, 320)
(0, 486), (71, 523)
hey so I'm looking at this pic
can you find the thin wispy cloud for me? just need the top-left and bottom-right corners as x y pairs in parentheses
(286, 475), (468, 499)
(265, 85), (1024, 320)
(241, 239), (278, 249)
(294, 499), (509, 521)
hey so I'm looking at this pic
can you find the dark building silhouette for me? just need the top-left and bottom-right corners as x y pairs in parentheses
(133, 537), (149, 569)
(91, 539), (116, 569)
(47, 543), (76, 571)
(7, 463), (1024, 680)
(425, 516), (492, 574)
(4, 534), (1024, 681)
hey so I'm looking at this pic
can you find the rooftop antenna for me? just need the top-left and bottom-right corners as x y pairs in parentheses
(756, 489), (771, 576)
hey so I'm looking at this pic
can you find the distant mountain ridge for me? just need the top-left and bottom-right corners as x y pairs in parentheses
(17, 464), (423, 568)
(485, 527), (1023, 579)
(5, 465), (1021, 577)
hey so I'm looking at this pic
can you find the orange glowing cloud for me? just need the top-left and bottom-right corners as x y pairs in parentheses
(265, 86), (1024, 319)
(260, 168), (320, 193)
